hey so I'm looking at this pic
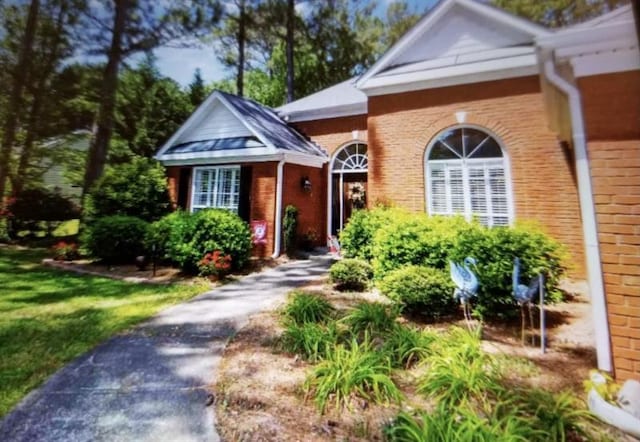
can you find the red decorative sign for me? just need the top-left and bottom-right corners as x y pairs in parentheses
(251, 220), (268, 245)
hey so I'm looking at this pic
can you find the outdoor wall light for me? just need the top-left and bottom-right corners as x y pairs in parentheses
(301, 176), (312, 192)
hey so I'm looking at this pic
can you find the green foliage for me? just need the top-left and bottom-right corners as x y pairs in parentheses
(418, 327), (504, 407)
(351, 208), (568, 318)
(81, 216), (149, 263)
(341, 302), (398, 337)
(379, 265), (455, 319)
(304, 336), (402, 413)
(329, 258), (373, 292)
(85, 156), (171, 222)
(0, 247), (206, 417)
(283, 204), (298, 257)
(381, 325), (437, 369)
(338, 205), (399, 261)
(7, 188), (80, 237)
(384, 405), (541, 442)
(280, 321), (338, 362)
(144, 210), (191, 262)
(282, 291), (334, 325)
(161, 208), (251, 273)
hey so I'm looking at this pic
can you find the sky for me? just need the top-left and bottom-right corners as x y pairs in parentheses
(154, 0), (433, 87)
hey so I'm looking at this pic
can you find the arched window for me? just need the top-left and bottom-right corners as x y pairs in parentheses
(425, 126), (513, 227)
(332, 143), (368, 173)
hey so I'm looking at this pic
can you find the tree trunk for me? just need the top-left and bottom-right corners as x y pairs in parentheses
(237, 0), (246, 97)
(82, 0), (128, 198)
(285, 0), (295, 103)
(0, 0), (40, 202)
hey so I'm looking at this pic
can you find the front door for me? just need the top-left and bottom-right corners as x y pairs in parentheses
(329, 143), (368, 235)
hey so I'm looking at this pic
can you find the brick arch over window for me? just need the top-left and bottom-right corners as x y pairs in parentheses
(424, 124), (515, 227)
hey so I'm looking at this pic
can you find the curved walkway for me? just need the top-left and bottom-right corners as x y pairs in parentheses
(0, 255), (332, 442)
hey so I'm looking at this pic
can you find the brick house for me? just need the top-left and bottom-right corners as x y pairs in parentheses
(156, 0), (639, 378)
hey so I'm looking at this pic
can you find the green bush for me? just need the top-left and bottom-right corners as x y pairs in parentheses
(283, 204), (298, 257)
(304, 337), (402, 412)
(7, 188), (79, 237)
(381, 325), (437, 369)
(341, 302), (398, 336)
(144, 210), (191, 261)
(379, 265), (456, 319)
(339, 205), (400, 261)
(329, 258), (373, 291)
(85, 156), (171, 222)
(82, 215), (149, 263)
(280, 321), (338, 362)
(282, 291), (334, 325)
(161, 208), (251, 273)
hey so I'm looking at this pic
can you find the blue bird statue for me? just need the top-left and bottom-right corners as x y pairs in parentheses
(449, 257), (479, 326)
(512, 257), (540, 345)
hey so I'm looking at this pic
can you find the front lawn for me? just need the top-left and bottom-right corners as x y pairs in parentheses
(0, 247), (207, 417)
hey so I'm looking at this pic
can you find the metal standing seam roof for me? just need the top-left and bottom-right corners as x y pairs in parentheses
(218, 91), (328, 158)
(164, 136), (265, 154)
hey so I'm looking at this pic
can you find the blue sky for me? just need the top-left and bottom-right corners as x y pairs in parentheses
(154, 0), (435, 87)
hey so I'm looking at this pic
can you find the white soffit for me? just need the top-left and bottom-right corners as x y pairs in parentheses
(356, 0), (549, 93)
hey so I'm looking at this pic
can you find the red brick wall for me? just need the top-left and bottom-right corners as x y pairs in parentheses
(250, 162), (277, 257)
(581, 71), (640, 380)
(293, 115), (368, 156)
(166, 166), (180, 208)
(283, 164), (327, 248)
(366, 76), (585, 276)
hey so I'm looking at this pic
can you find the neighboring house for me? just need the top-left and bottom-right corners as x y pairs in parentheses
(40, 129), (91, 203)
(156, 0), (639, 379)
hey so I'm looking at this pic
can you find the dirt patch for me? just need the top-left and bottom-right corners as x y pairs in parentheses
(212, 279), (627, 441)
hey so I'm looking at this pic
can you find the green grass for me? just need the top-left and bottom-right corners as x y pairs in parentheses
(0, 247), (207, 417)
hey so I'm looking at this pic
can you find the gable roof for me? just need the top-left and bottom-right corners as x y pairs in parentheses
(156, 91), (327, 166)
(356, 0), (551, 95)
(276, 78), (367, 122)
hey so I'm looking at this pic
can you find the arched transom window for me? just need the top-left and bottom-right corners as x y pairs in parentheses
(332, 143), (367, 172)
(425, 126), (513, 227)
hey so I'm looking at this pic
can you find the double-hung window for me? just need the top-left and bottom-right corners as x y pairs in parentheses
(191, 166), (241, 212)
(426, 126), (513, 227)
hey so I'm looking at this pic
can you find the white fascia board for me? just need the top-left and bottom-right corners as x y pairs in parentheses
(284, 102), (368, 123)
(157, 146), (274, 163)
(155, 91), (223, 157)
(282, 152), (327, 168)
(571, 48), (640, 77)
(160, 154), (284, 167)
(537, 21), (637, 50)
(360, 54), (539, 96)
(215, 93), (278, 152)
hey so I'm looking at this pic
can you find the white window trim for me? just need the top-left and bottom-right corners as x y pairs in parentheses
(424, 124), (515, 226)
(190, 165), (241, 213)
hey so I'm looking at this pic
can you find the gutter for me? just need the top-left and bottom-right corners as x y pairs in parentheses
(543, 59), (612, 372)
(272, 159), (285, 259)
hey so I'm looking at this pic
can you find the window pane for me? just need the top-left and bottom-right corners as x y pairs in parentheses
(192, 167), (240, 212)
(469, 168), (487, 213)
(430, 166), (447, 213)
(438, 129), (463, 157)
(333, 143), (368, 172)
(429, 141), (459, 160)
(449, 168), (464, 213)
(469, 138), (503, 158)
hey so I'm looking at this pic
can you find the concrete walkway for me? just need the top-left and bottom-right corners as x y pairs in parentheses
(0, 255), (332, 442)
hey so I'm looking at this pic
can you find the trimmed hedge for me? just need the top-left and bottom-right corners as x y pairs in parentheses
(148, 209), (251, 273)
(379, 265), (455, 320)
(82, 215), (148, 263)
(340, 207), (567, 318)
(329, 258), (373, 292)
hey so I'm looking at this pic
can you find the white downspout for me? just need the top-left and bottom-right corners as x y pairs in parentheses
(271, 159), (285, 259)
(543, 59), (612, 372)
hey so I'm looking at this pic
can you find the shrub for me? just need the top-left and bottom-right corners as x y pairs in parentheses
(282, 291), (334, 325)
(379, 265), (456, 319)
(341, 302), (398, 337)
(304, 337), (402, 412)
(7, 188), (79, 237)
(329, 258), (373, 291)
(163, 209), (251, 273)
(51, 241), (80, 261)
(85, 156), (171, 222)
(283, 204), (298, 257)
(82, 216), (148, 263)
(280, 321), (338, 362)
(381, 325), (437, 369)
(144, 210), (191, 261)
(197, 251), (232, 279)
(338, 205), (400, 261)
